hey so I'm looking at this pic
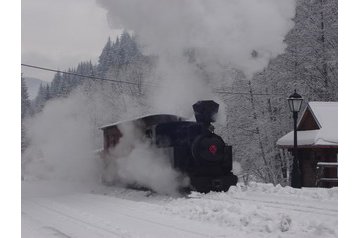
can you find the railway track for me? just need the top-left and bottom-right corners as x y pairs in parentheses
(22, 194), (235, 238)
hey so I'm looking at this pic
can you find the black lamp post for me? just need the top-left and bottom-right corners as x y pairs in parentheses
(287, 90), (303, 188)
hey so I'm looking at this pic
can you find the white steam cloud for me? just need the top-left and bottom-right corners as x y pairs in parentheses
(97, 0), (296, 117)
(98, 0), (295, 77)
(22, 89), (189, 195)
(106, 123), (189, 195)
(22, 93), (101, 183)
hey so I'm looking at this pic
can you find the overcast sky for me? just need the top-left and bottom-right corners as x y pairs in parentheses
(21, 0), (121, 82)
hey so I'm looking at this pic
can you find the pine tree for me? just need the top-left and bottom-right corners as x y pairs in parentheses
(60, 72), (71, 97)
(21, 76), (31, 119)
(45, 84), (51, 101)
(112, 36), (122, 66)
(21, 75), (32, 152)
(34, 83), (50, 113)
(98, 37), (113, 77)
(50, 72), (63, 98)
(118, 31), (141, 65)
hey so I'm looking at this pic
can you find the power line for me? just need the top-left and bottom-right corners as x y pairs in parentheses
(21, 63), (288, 97)
(21, 63), (139, 86)
(215, 90), (285, 97)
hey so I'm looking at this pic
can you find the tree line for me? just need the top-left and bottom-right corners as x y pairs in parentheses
(221, 0), (337, 185)
(21, 31), (143, 116)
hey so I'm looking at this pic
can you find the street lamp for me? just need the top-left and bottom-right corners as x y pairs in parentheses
(288, 90), (303, 188)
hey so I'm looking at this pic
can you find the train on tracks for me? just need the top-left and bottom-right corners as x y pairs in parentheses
(99, 100), (238, 193)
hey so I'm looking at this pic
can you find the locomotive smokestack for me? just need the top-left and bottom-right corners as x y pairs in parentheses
(192, 100), (219, 127)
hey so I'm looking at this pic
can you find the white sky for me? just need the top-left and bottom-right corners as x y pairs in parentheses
(21, 0), (122, 82)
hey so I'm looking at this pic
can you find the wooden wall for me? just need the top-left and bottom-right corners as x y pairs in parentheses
(298, 148), (338, 187)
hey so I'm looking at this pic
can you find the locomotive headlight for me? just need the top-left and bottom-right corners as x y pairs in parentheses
(192, 134), (225, 162)
(208, 144), (218, 155)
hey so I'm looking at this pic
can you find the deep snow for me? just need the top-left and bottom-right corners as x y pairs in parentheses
(22, 180), (337, 238)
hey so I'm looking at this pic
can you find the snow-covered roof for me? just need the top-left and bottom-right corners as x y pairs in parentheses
(100, 113), (187, 129)
(277, 102), (338, 148)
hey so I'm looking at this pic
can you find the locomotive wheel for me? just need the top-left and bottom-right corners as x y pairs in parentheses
(190, 172), (238, 193)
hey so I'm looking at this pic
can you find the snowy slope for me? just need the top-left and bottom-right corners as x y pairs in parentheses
(22, 181), (337, 238)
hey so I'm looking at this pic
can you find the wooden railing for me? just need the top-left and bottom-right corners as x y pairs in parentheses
(315, 162), (338, 187)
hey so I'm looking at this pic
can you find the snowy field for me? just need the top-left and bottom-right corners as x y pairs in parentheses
(22, 181), (337, 238)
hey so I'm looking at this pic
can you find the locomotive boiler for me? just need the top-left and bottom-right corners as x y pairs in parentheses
(99, 100), (238, 193)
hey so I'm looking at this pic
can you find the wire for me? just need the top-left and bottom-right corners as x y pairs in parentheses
(21, 63), (139, 86)
(215, 90), (285, 96)
(21, 63), (287, 97)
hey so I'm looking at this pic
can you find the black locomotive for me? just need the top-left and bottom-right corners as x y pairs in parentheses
(100, 100), (238, 193)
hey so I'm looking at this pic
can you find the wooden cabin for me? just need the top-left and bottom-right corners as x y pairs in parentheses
(277, 102), (338, 188)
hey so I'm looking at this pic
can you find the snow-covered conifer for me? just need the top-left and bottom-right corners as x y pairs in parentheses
(98, 37), (113, 77)
(21, 75), (32, 119)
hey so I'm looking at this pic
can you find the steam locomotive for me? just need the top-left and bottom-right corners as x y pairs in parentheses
(99, 100), (238, 193)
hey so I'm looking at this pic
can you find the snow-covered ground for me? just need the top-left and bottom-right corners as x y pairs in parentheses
(22, 181), (337, 238)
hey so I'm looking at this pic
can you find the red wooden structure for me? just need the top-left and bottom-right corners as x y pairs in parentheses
(277, 102), (338, 187)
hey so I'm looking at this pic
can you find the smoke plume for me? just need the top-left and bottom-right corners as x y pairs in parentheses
(106, 123), (189, 195)
(97, 0), (296, 117)
(22, 93), (100, 183)
(22, 88), (189, 195)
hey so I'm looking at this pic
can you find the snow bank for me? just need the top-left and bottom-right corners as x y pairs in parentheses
(160, 183), (338, 237)
(23, 180), (337, 238)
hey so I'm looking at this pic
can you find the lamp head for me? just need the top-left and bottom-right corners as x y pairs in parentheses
(287, 90), (303, 112)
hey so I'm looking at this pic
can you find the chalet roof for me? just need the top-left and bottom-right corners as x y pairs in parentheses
(277, 102), (338, 148)
(100, 113), (187, 130)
